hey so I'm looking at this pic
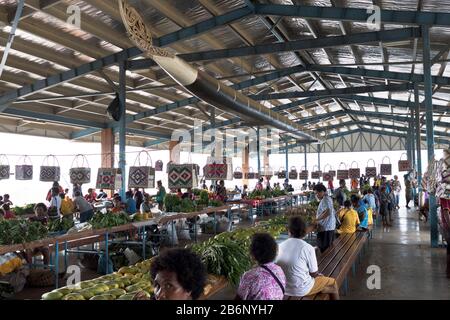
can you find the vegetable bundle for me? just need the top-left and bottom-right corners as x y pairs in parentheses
(89, 212), (130, 229)
(0, 219), (48, 245)
(48, 217), (75, 233)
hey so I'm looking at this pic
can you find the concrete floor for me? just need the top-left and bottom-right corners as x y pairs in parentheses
(344, 207), (450, 300)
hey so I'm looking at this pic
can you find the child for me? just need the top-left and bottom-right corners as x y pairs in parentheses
(60, 193), (75, 219)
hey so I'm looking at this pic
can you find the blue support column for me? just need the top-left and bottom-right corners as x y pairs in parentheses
(318, 144), (321, 181)
(304, 144), (307, 182)
(257, 127), (261, 175)
(422, 25), (438, 248)
(285, 140), (289, 180)
(414, 84), (423, 200)
(118, 61), (127, 200)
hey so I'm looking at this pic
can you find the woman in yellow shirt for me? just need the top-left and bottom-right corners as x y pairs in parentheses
(336, 200), (360, 235)
(60, 193), (75, 218)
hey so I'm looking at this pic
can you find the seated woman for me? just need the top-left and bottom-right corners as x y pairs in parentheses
(276, 216), (340, 300)
(111, 196), (124, 213)
(236, 233), (286, 300)
(0, 203), (16, 220)
(336, 200), (360, 235)
(134, 248), (207, 300)
(351, 195), (369, 230)
(26, 203), (50, 265)
(140, 194), (153, 213)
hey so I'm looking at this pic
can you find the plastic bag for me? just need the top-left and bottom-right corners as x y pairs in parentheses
(175, 219), (191, 241)
(124, 248), (141, 266)
(0, 265), (29, 293)
(216, 216), (231, 233)
(97, 252), (114, 275)
(163, 221), (178, 246)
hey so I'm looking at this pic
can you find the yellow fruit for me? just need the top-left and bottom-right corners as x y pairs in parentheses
(79, 289), (95, 299)
(54, 287), (72, 296)
(106, 288), (127, 298)
(41, 292), (63, 300)
(118, 266), (133, 275)
(90, 294), (115, 300)
(104, 281), (120, 289)
(62, 293), (85, 300)
(117, 293), (136, 300)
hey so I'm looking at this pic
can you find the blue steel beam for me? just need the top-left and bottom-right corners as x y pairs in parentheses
(314, 120), (450, 138)
(339, 95), (449, 113)
(73, 66), (307, 139)
(128, 28), (420, 70)
(422, 25), (438, 248)
(280, 128), (448, 153)
(0, 6), (253, 106)
(251, 83), (413, 100)
(272, 96), (324, 112)
(295, 109), (450, 128)
(3, 107), (107, 129)
(254, 4), (450, 26)
(307, 65), (450, 87)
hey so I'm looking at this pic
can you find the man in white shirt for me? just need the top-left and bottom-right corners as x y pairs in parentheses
(276, 216), (339, 300)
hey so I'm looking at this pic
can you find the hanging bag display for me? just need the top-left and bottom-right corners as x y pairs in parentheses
(277, 167), (286, 179)
(380, 156), (392, 176)
(69, 154), (91, 184)
(155, 160), (163, 172)
(260, 165), (274, 178)
(96, 154), (122, 190)
(15, 155), (33, 181)
(322, 164), (332, 181)
(203, 162), (227, 180)
(398, 153), (411, 172)
(245, 167), (257, 179)
(39, 155), (61, 182)
(206, 156), (232, 181)
(299, 166), (308, 180)
(0, 154), (10, 180)
(365, 159), (377, 178)
(311, 165), (320, 179)
(168, 160), (199, 189)
(348, 161), (361, 179)
(337, 162), (349, 180)
(128, 151), (155, 188)
(233, 167), (243, 179)
(96, 168), (122, 190)
(289, 166), (298, 180)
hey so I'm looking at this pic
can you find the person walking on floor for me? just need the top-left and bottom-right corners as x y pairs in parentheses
(313, 184), (336, 253)
(333, 179), (347, 207)
(404, 174), (413, 209)
(379, 185), (390, 227)
(393, 175), (401, 209)
(155, 180), (166, 211)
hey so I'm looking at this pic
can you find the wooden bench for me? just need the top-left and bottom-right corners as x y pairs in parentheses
(292, 230), (370, 300)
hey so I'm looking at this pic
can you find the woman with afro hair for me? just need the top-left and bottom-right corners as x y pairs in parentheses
(134, 248), (207, 300)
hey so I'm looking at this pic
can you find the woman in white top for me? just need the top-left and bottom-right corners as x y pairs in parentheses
(276, 216), (339, 300)
(49, 186), (62, 218)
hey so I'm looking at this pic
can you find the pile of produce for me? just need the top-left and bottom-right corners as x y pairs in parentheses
(42, 257), (222, 300)
(132, 212), (152, 222)
(191, 237), (251, 286)
(164, 193), (223, 212)
(0, 219), (48, 245)
(208, 199), (224, 207)
(89, 211), (131, 229)
(48, 217), (74, 233)
(198, 190), (210, 206)
(12, 204), (35, 216)
(248, 189), (288, 200)
(164, 194), (181, 212)
(190, 218), (286, 286)
(42, 259), (154, 300)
